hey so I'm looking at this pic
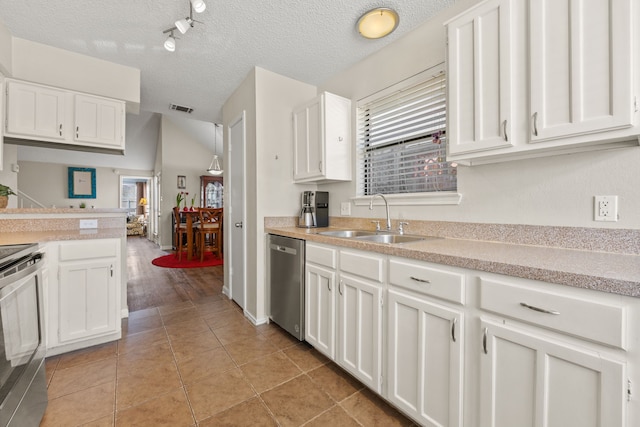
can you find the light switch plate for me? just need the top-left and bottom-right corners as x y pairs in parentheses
(79, 219), (98, 229)
(340, 202), (351, 216)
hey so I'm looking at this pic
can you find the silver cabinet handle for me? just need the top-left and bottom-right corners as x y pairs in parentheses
(338, 280), (343, 296)
(110, 265), (114, 277)
(327, 281), (331, 291)
(59, 123), (63, 136)
(234, 222), (243, 228)
(76, 126), (79, 138)
(532, 112), (539, 136)
(482, 327), (488, 354)
(503, 119), (508, 141)
(520, 302), (560, 315)
(319, 160), (323, 173)
(451, 318), (457, 343)
(410, 276), (431, 284)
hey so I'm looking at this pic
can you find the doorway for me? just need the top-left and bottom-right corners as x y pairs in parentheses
(119, 176), (153, 238)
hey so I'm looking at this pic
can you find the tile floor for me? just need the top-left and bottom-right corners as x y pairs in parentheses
(41, 294), (416, 426)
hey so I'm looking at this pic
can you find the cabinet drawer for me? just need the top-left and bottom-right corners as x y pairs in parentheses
(340, 250), (385, 283)
(306, 243), (337, 269)
(480, 277), (625, 349)
(389, 258), (465, 305)
(59, 239), (119, 261)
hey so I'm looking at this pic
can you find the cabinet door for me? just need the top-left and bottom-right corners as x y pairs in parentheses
(480, 319), (626, 427)
(305, 263), (336, 359)
(293, 97), (322, 181)
(447, 0), (514, 155)
(58, 260), (117, 343)
(529, 0), (633, 142)
(6, 80), (66, 140)
(74, 94), (124, 148)
(336, 273), (383, 393)
(387, 289), (464, 427)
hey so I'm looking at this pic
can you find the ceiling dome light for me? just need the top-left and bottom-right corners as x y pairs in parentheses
(164, 33), (176, 52)
(175, 17), (193, 34)
(357, 8), (399, 39)
(190, 0), (206, 13)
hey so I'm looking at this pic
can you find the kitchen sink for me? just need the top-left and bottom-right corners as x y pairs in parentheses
(355, 234), (427, 244)
(318, 230), (378, 238)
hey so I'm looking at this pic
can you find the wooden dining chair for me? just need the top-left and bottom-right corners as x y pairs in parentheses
(195, 208), (222, 262)
(172, 206), (189, 261)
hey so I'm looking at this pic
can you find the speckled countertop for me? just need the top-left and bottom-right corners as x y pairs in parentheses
(265, 223), (640, 298)
(0, 229), (125, 246)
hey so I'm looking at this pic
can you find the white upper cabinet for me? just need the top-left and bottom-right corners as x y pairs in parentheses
(446, 0), (638, 164)
(530, 0), (633, 142)
(74, 94), (124, 149)
(5, 79), (126, 153)
(447, 0), (515, 155)
(293, 92), (352, 183)
(6, 80), (67, 141)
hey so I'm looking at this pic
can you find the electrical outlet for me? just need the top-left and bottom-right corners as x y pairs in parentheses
(594, 196), (618, 222)
(340, 202), (351, 216)
(79, 219), (98, 229)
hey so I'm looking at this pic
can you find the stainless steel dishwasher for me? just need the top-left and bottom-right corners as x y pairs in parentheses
(268, 234), (305, 340)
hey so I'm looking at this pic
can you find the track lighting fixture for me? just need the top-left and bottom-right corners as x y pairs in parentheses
(161, 0), (206, 52)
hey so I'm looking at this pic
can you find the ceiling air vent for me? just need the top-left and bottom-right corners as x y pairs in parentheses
(169, 103), (194, 114)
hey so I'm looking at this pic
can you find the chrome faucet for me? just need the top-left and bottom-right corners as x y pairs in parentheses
(369, 193), (391, 231)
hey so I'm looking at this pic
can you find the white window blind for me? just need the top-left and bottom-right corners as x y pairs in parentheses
(357, 70), (456, 196)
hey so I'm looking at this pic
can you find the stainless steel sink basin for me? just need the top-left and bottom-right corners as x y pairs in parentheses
(318, 230), (377, 238)
(355, 234), (426, 244)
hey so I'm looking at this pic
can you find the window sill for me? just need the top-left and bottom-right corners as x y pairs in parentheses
(351, 192), (462, 207)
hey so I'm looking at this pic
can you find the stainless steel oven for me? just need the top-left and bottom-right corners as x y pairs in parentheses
(0, 244), (47, 427)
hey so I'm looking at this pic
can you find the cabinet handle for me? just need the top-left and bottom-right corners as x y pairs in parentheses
(520, 302), (560, 315)
(327, 281), (331, 291)
(59, 124), (62, 136)
(76, 126), (79, 138)
(482, 327), (488, 354)
(110, 265), (114, 277)
(318, 160), (322, 172)
(451, 318), (457, 343)
(410, 276), (431, 284)
(532, 112), (539, 136)
(338, 280), (343, 296)
(503, 120), (508, 142)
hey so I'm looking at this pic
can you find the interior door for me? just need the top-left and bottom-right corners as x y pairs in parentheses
(228, 112), (246, 309)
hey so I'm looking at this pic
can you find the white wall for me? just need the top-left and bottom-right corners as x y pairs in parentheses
(0, 144), (18, 208)
(319, 0), (640, 230)
(0, 20), (11, 76)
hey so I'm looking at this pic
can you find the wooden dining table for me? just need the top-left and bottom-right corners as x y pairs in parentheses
(180, 210), (201, 261)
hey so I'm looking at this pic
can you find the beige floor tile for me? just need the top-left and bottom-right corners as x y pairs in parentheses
(123, 315), (164, 335)
(57, 341), (118, 370)
(203, 309), (248, 331)
(198, 397), (278, 427)
(128, 307), (160, 321)
(117, 342), (175, 377)
(283, 342), (330, 372)
(48, 357), (117, 399)
(260, 327), (300, 350)
(41, 381), (115, 427)
(117, 327), (169, 355)
(164, 317), (212, 339)
(240, 352), (302, 393)
(341, 388), (415, 427)
(176, 347), (236, 385)
(191, 294), (224, 305)
(115, 388), (195, 426)
(169, 329), (222, 360)
(225, 334), (279, 365)
(161, 306), (201, 326)
(308, 363), (364, 402)
(261, 375), (334, 427)
(157, 300), (195, 315)
(81, 414), (115, 426)
(213, 322), (261, 345)
(305, 405), (361, 427)
(186, 367), (256, 421)
(45, 356), (60, 387)
(116, 361), (182, 410)
(195, 299), (234, 316)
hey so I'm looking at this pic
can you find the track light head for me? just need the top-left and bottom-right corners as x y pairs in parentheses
(164, 31), (176, 52)
(190, 0), (206, 13)
(175, 17), (193, 34)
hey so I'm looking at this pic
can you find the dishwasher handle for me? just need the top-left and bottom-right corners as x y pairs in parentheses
(269, 243), (298, 256)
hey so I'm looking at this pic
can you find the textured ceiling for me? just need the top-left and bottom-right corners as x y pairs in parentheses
(0, 0), (453, 124)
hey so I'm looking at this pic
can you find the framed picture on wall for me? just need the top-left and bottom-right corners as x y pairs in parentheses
(68, 167), (96, 198)
(177, 175), (186, 189)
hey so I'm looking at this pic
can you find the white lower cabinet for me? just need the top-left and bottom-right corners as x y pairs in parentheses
(305, 263), (336, 359)
(46, 238), (122, 356)
(479, 319), (626, 427)
(387, 289), (464, 427)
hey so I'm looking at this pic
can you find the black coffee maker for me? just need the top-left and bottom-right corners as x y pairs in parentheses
(298, 191), (329, 228)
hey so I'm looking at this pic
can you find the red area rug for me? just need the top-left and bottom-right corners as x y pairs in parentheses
(151, 252), (223, 268)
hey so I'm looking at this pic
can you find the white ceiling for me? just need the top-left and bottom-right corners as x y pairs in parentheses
(0, 0), (453, 124)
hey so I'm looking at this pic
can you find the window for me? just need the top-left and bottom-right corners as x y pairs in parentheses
(357, 67), (457, 197)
